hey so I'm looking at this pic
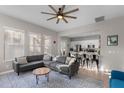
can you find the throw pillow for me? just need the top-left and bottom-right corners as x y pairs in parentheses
(68, 58), (76, 65)
(65, 57), (72, 64)
(43, 54), (51, 61)
(17, 57), (28, 64)
(52, 56), (60, 61)
(53, 57), (57, 61)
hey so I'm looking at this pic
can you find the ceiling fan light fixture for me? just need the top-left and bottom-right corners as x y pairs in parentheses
(41, 5), (79, 24)
(57, 15), (63, 19)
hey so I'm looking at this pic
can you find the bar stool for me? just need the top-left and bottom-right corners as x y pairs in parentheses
(81, 53), (90, 68)
(91, 54), (99, 71)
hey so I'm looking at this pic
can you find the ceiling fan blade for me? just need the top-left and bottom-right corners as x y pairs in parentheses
(63, 18), (68, 23)
(56, 19), (60, 24)
(64, 15), (77, 19)
(41, 12), (56, 15)
(61, 5), (65, 12)
(47, 16), (57, 21)
(48, 5), (57, 13)
(64, 8), (79, 14)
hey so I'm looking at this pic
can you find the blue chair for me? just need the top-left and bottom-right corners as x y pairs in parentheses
(110, 70), (124, 88)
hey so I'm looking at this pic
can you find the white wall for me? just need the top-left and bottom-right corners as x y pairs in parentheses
(70, 39), (100, 49)
(70, 35), (100, 49)
(0, 13), (59, 73)
(59, 16), (124, 71)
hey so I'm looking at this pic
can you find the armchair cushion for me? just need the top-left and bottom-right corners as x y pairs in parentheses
(57, 60), (79, 76)
(110, 70), (124, 88)
(110, 79), (124, 88)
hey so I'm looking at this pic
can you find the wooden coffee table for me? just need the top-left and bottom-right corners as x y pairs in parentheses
(33, 67), (50, 84)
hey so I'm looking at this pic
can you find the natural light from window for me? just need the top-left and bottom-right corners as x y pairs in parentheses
(4, 27), (24, 62)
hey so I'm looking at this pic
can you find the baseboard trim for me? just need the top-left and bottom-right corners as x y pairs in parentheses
(0, 70), (14, 75)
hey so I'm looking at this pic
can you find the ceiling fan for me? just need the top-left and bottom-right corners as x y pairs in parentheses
(41, 5), (79, 24)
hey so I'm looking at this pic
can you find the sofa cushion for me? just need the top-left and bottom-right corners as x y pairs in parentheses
(56, 56), (66, 64)
(43, 60), (55, 67)
(16, 57), (28, 64)
(49, 62), (63, 71)
(20, 61), (44, 69)
(26, 55), (44, 62)
(110, 79), (124, 88)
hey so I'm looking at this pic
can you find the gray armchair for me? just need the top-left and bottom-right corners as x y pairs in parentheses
(57, 60), (80, 79)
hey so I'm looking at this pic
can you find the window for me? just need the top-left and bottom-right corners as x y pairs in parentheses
(29, 32), (42, 55)
(44, 35), (52, 55)
(60, 40), (67, 56)
(4, 27), (24, 61)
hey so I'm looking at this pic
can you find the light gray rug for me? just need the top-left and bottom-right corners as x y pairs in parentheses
(0, 71), (103, 88)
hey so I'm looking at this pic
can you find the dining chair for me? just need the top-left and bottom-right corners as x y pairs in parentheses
(91, 54), (99, 71)
(81, 53), (90, 68)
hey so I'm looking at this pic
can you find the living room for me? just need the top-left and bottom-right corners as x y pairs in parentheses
(0, 2), (124, 90)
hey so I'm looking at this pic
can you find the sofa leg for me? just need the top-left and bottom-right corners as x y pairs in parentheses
(69, 76), (71, 79)
(17, 72), (19, 76)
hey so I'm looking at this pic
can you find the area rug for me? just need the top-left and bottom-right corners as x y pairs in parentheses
(0, 71), (103, 88)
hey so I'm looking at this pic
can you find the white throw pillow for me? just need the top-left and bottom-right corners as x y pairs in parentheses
(53, 56), (59, 61)
(43, 54), (51, 61)
(17, 57), (27, 64)
(68, 58), (76, 65)
(65, 57), (72, 64)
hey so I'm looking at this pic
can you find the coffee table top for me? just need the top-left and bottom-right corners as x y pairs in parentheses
(33, 67), (50, 76)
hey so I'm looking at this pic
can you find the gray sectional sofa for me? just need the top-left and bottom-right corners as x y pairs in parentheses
(44, 56), (66, 71)
(13, 54), (80, 79)
(13, 55), (46, 75)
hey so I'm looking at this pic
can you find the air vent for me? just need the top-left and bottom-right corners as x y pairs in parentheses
(95, 16), (105, 22)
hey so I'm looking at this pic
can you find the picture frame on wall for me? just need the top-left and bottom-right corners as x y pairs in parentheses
(107, 35), (118, 46)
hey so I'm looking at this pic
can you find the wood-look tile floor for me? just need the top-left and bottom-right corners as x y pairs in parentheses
(78, 67), (109, 88)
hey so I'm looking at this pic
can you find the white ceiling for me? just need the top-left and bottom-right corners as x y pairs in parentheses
(0, 5), (124, 32)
